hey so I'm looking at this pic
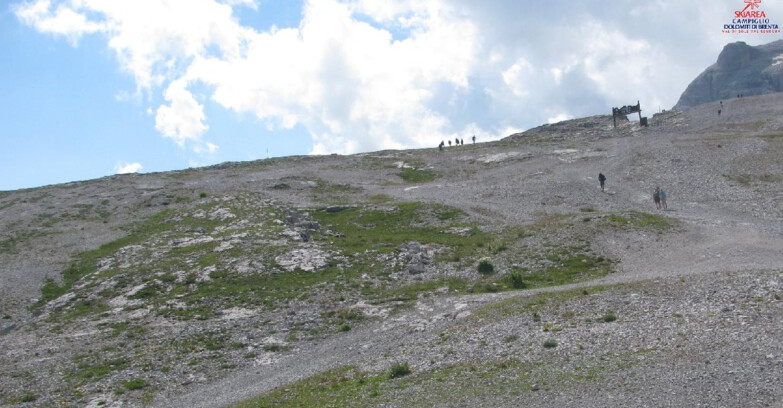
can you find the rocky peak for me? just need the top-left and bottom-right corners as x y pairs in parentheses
(674, 39), (783, 109)
(715, 41), (763, 71)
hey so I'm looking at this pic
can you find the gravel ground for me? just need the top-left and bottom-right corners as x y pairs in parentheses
(1, 93), (783, 407)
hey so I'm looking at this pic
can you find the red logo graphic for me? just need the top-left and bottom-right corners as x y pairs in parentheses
(723, 0), (779, 33)
(736, 0), (766, 18)
(742, 0), (761, 11)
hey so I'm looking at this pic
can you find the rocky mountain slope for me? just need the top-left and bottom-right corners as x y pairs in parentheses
(675, 40), (783, 109)
(1, 93), (783, 407)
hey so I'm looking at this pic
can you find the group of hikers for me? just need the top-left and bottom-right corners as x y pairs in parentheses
(598, 172), (668, 210)
(439, 135), (477, 150)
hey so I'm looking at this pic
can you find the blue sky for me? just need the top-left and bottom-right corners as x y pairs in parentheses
(1, 0), (781, 191)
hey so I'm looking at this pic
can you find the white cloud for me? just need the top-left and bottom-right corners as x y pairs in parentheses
(155, 79), (209, 146)
(15, 0), (783, 157)
(14, 0), (106, 45)
(114, 162), (143, 174)
(193, 141), (220, 154)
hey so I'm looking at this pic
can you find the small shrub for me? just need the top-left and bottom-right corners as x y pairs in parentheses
(264, 343), (283, 352)
(543, 339), (558, 349)
(532, 312), (541, 322)
(503, 335), (519, 343)
(19, 393), (38, 402)
(389, 362), (411, 379)
(199, 191), (207, 198)
(339, 323), (351, 332)
(477, 257), (495, 275)
(121, 378), (147, 391)
(603, 312), (617, 323)
(506, 272), (528, 289)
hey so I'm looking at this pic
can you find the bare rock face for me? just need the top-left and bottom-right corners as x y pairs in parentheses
(675, 40), (783, 109)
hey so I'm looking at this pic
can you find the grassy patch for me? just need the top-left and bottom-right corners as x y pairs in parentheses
(388, 362), (411, 379)
(398, 168), (437, 183)
(69, 355), (130, 385)
(516, 252), (612, 287)
(230, 366), (387, 408)
(33, 208), (177, 309)
(367, 194), (393, 204)
(118, 378), (148, 391)
(472, 286), (608, 321)
(0, 230), (44, 254)
(602, 211), (677, 231)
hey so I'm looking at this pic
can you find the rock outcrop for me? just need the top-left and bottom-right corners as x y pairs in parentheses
(674, 40), (783, 109)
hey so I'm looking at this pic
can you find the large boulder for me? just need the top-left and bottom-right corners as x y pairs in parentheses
(674, 40), (783, 109)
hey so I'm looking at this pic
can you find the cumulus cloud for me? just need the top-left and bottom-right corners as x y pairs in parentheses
(114, 162), (143, 174)
(155, 79), (209, 146)
(14, 0), (783, 156)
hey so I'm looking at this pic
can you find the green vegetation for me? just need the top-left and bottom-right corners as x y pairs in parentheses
(477, 257), (495, 275)
(506, 272), (528, 289)
(69, 354), (130, 385)
(311, 180), (363, 203)
(473, 286), (608, 321)
(367, 194), (393, 204)
(602, 211), (678, 231)
(513, 252), (612, 288)
(0, 230), (44, 254)
(543, 339), (558, 348)
(398, 168), (437, 183)
(603, 312), (617, 323)
(231, 358), (610, 408)
(119, 378), (148, 391)
(388, 362), (411, 379)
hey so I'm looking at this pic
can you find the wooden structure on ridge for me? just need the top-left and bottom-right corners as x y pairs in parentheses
(612, 101), (644, 127)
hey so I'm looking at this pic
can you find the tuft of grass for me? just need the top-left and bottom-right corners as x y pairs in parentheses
(264, 343), (288, 353)
(602, 312), (617, 323)
(388, 362), (411, 379)
(398, 168), (437, 183)
(120, 378), (148, 391)
(506, 272), (528, 289)
(543, 339), (558, 349)
(368, 194), (393, 204)
(477, 257), (495, 275)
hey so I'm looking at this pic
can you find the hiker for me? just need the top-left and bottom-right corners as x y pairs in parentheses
(438, 141), (444, 151)
(660, 188), (668, 210)
(448, 140), (452, 147)
(653, 187), (661, 210)
(598, 173), (606, 192)
(472, 135), (476, 144)
(718, 109), (721, 116)
(455, 137), (459, 146)
(460, 138), (464, 146)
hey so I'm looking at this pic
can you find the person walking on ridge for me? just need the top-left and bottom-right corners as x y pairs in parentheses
(598, 173), (606, 192)
(653, 187), (661, 210)
(659, 188), (668, 210)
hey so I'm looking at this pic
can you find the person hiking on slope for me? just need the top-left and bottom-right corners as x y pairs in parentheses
(653, 187), (661, 210)
(598, 173), (606, 192)
(659, 188), (668, 210)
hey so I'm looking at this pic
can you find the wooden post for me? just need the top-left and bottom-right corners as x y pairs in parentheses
(637, 100), (642, 122)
